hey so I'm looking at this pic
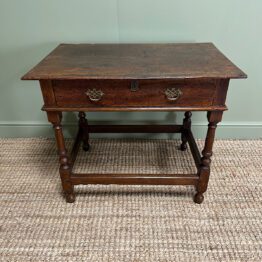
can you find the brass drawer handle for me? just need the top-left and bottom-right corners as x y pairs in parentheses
(85, 88), (104, 102)
(164, 88), (182, 101)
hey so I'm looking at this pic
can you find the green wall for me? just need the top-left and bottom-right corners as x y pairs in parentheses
(0, 0), (261, 139)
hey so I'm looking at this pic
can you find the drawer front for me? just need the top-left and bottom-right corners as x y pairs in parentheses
(52, 79), (216, 108)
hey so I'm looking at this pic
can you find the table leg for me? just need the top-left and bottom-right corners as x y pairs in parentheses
(78, 112), (90, 151)
(194, 111), (223, 204)
(47, 112), (75, 203)
(180, 111), (192, 151)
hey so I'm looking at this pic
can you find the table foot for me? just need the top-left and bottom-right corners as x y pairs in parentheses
(194, 192), (204, 204)
(83, 143), (90, 152)
(65, 193), (76, 203)
(180, 142), (187, 151)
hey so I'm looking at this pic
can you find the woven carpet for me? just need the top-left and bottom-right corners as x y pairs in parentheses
(0, 138), (261, 262)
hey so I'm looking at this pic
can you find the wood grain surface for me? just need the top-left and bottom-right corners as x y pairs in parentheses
(52, 79), (216, 107)
(22, 43), (247, 80)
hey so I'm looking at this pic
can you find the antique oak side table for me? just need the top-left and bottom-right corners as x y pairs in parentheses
(22, 43), (246, 204)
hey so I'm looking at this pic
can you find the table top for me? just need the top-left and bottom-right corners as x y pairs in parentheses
(22, 43), (247, 81)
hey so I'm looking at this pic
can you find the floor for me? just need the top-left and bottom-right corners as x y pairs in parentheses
(0, 138), (261, 262)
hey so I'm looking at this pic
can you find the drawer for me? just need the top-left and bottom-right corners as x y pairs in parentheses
(52, 79), (217, 108)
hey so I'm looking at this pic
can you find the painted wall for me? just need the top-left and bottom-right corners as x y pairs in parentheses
(0, 0), (261, 138)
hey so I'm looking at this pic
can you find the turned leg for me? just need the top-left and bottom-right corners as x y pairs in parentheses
(78, 112), (90, 151)
(47, 112), (75, 203)
(194, 111), (223, 204)
(180, 111), (192, 151)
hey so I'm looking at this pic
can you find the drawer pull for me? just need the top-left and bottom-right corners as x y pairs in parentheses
(85, 88), (104, 102)
(164, 88), (182, 101)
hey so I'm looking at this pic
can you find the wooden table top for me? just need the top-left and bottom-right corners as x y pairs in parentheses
(22, 43), (247, 81)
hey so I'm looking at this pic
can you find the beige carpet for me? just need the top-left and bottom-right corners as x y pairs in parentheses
(0, 138), (261, 262)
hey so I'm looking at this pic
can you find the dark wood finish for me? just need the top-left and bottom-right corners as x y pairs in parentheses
(78, 112), (90, 151)
(42, 105), (228, 112)
(22, 43), (247, 80)
(52, 79), (217, 108)
(22, 43), (247, 204)
(70, 128), (82, 166)
(88, 125), (183, 133)
(194, 111), (223, 204)
(40, 80), (56, 105)
(213, 79), (230, 105)
(71, 173), (199, 186)
(184, 129), (201, 169)
(47, 111), (75, 203)
(180, 111), (192, 151)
